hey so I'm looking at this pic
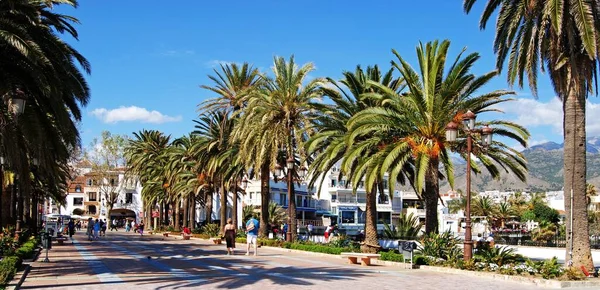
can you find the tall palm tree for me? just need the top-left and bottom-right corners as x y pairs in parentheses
(125, 130), (171, 227)
(472, 196), (497, 217)
(307, 65), (406, 252)
(447, 197), (467, 214)
(199, 62), (262, 230)
(347, 40), (529, 234)
(236, 55), (325, 239)
(464, 0), (599, 270)
(586, 183), (597, 208)
(0, 0), (90, 231)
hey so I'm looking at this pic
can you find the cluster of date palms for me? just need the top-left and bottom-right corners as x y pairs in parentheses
(125, 40), (529, 252)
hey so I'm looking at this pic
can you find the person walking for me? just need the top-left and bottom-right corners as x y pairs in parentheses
(101, 219), (107, 236)
(87, 218), (94, 241)
(93, 219), (100, 240)
(245, 215), (260, 256)
(110, 219), (118, 231)
(125, 220), (131, 232)
(307, 223), (314, 241)
(138, 221), (145, 236)
(68, 219), (75, 239)
(224, 218), (236, 255)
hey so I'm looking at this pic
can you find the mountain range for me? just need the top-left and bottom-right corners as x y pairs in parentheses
(438, 137), (600, 192)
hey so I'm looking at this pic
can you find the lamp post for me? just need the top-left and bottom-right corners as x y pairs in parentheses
(9, 91), (27, 240)
(274, 158), (308, 242)
(445, 110), (493, 261)
(0, 156), (4, 226)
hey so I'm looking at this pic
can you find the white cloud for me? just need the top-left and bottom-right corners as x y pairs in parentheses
(205, 59), (233, 68)
(497, 98), (600, 136)
(161, 49), (195, 57)
(90, 106), (182, 124)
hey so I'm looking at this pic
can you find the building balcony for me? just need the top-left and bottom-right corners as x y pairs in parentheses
(84, 201), (99, 206)
(403, 208), (426, 217)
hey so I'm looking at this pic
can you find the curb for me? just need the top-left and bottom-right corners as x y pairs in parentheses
(260, 246), (344, 259)
(5, 263), (31, 290)
(419, 265), (600, 289)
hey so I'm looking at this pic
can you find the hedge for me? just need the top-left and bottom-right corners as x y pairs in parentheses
(379, 251), (404, 262)
(15, 238), (38, 260)
(283, 243), (355, 255)
(0, 256), (22, 288)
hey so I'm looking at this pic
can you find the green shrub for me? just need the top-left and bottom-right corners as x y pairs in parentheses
(413, 255), (428, 265)
(417, 231), (461, 262)
(539, 257), (563, 279)
(166, 226), (175, 232)
(286, 243), (352, 255)
(476, 246), (519, 266)
(201, 224), (220, 237)
(0, 256), (22, 287)
(380, 251), (404, 262)
(15, 237), (39, 260)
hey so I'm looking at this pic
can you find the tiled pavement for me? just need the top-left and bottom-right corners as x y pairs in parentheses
(20, 231), (552, 290)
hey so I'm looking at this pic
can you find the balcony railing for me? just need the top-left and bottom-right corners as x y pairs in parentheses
(296, 219), (323, 227)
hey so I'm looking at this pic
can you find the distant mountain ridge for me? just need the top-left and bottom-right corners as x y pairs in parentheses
(437, 137), (600, 192)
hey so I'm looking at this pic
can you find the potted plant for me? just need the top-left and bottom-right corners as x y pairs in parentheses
(202, 224), (221, 244)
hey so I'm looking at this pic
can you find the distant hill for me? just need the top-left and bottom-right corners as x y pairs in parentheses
(438, 137), (600, 192)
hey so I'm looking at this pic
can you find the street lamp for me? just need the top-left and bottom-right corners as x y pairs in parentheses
(11, 90), (27, 116)
(445, 110), (493, 261)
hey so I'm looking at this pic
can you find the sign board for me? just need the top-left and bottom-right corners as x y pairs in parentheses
(337, 206), (357, 211)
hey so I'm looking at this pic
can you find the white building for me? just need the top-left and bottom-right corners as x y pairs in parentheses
(59, 163), (144, 223)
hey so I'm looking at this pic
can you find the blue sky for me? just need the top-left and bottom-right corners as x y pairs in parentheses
(59, 1), (599, 150)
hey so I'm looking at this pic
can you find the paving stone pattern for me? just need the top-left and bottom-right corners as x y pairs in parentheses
(21, 231), (549, 290)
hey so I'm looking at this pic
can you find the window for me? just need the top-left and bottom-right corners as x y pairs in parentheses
(331, 179), (337, 187)
(75, 185), (82, 192)
(377, 212), (391, 224)
(331, 194), (337, 202)
(339, 180), (346, 187)
(86, 179), (92, 186)
(110, 178), (115, 186)
(125, 192), (133, 204)
(73, 197), (83, 206)
(88, 192), (97, 202)
(279, 193), (287, 206)
(341, 211), (355, 224)
(88, 205), (97, 214)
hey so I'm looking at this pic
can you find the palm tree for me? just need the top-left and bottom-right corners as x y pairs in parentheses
(0, 0), (90, 230)
(495, 202), (515, 228)
(307, 65), (406, 253)
(508, 191), (528, 213)
(235, 55), (326, 239)
(199, 62), (262, 232)
(347, 40), (528, 234)
(125, 130), (172, 227)
(447, 197), (467, 214)
(464, 0), (599, 270)
(383, 212), (422, 239)
(472, 196), (497, 218)
(267, 201), (288, 229)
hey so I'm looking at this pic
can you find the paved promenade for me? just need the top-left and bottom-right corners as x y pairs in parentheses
(19, 231), (564, 290)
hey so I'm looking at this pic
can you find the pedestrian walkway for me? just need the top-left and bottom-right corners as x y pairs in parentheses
(19, 231), (550, 290)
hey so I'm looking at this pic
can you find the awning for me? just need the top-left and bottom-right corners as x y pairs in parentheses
(316, 210), (337, 217)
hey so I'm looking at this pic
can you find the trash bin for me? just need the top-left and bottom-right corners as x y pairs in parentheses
(399, 240), (417, 269)
(42, 232), (52, 250)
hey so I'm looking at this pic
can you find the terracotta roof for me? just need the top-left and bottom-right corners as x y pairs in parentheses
(67, 176), (86, 193)
(76, 160), (92, 168)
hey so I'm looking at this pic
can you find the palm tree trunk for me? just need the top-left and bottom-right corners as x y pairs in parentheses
(232, 184), (238, 229)
(190, 195), (196, 229)
(1, 173), (8, 228)
(174, 200), (180, 230)
(205, 191), (213, 223)
(183, 197), (188, 228)
(158, 202), (163, 227)
(563, 86), (594, 271)
(259, 162), (271, 238)
(361, 182), (380, 253)
(424, 159), (440, 234)
(288, 170), (297, 241)
(220, 179), (227, 234)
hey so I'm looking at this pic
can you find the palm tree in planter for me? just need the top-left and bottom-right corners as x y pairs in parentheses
(494, 202), (515, 229)
(347, 40), (529, 235)
(464, 0), (600, 270)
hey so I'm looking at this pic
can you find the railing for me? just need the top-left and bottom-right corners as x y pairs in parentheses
(496, 234), (600, 249)
(296, 219), (323, 227)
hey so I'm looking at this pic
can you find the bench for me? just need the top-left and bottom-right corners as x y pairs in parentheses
(182, 233), (192, 240)
(55, 237), (69, 245)
(211, 238), (222, 244)
(340, 252), (380, 266)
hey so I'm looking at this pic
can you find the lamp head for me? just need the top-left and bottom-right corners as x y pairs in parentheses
(462, 110), (476, 130)
(445, 121), (458, 142)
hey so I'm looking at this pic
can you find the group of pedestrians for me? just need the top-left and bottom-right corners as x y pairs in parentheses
(220, 215), (260, 256)
(85, 217), (108, 240)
